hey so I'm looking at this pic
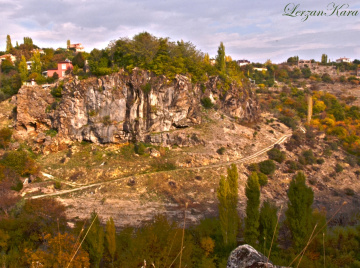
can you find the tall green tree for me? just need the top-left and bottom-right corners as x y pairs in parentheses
(72, 52), (85, 68)
(18, 55), (28, 82)
(285, 172), (314, 251)
(217, 163), (239, 248)
(259, 200), (278, 254)
(6, 35), (13, 52)
(84, 212), (104, 268)
(67, 39), (71, 48)
(204, 53), (210, 65)
(105, 217), (116, 267)
(23, 37), (33, 47)
(31, 51), (41, 74)
(216, 42), (226, 73)
(321, 54), (328, 65)
(244, 172), (260, 246)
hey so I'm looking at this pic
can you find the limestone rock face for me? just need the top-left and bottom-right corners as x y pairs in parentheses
(15, 70), (259, 145)
(16, 85), (55, 135)
(227, 245), (287, 268)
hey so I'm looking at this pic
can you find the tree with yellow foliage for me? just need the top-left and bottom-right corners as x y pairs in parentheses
(24, 233), (90, 268)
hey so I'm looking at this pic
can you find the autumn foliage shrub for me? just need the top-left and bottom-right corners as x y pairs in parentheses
(1, 150), (39, 176)
(0, 128), (12, 149)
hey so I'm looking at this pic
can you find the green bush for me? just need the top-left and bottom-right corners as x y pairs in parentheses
(278, 116), (297, 130)
(321, 73), (333, 83)
(257, 172), (268, 187)
(216, 147), (226, 155)
(344, 155), (357, 167)
(11, 179), (23, 192)
(54, 181), (62, 190)
(50, 83), (63, 98)
(45, 129), (58, 137)
(0, 128), (12, 149)
(267, 148), (286, 163)
(323, 146), (332, 157)
(335, 163), (343, 173)
(329, 142), (339, 151)
(151, 159), (176, 171)
(248, 163), (259, 172)
(201, 97), (214, 109)
(344, 187), (355, 196)
(316, 158), (325, 165)
(141, 83), (152, 94)
(134, 142), (146, 155)
(302, 150), (316, 165)
(88, 110), (97, 117)
(258, 160), (276, 175)
(285, 160), (303, 173)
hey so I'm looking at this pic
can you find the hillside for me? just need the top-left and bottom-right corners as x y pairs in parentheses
(1, 35), (360, 267)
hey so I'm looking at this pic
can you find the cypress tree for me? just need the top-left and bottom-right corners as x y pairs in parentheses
(203, 53), (210, 65)
(6, 35), (13, 52)
(259, 200), (278, 254)
(216, 42), (226, 73)
(18, 56), (28, 82)
(321, 54), (328, 65)
(31, 51), (41, 74)
(217, 163), (239, 247)
(23, 37), (33, 47)
(285, 172), (314, 251)
(105, 217), (116, 267)
(84, 212), (104, 268)
(244, 172), (260, 246)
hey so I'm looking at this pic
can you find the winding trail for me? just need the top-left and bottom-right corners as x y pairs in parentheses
(29, 134), (290, 199)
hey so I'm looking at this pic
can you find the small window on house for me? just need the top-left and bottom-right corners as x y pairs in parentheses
(62, 64), (66, 70)
(62, 71), (65, 76)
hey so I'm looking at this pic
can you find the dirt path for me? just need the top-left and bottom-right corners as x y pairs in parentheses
(30, 134), (290, 199)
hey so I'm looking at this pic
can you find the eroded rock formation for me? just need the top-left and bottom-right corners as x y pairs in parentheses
(15, 70), (259, 146)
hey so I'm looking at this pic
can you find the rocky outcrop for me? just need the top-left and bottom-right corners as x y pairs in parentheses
(15, 70), (259, 145)
(227, 245), (288, 268)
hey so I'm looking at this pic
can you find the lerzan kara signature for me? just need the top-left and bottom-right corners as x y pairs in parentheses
(283, 2), (358, 21)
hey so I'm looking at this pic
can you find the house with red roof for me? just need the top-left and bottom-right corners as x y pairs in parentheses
(0, 54), (17, 64)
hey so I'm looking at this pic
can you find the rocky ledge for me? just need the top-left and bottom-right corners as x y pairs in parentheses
(15, 69), (259, 146)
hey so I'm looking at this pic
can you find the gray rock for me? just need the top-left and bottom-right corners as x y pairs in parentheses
(227, 244), (288, 268)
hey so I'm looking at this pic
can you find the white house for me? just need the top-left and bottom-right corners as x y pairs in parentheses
(254, 67), (267, 72)
(26, 61), (33, 70)
(68, 43), (85, 53)
(237, 59), (250, 66)
(336, 57), (351, 63)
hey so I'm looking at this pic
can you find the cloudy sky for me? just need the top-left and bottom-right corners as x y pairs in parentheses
(1, 0), (360, 63)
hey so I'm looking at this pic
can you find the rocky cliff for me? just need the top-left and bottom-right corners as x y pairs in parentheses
(15, 70), (259, 145)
